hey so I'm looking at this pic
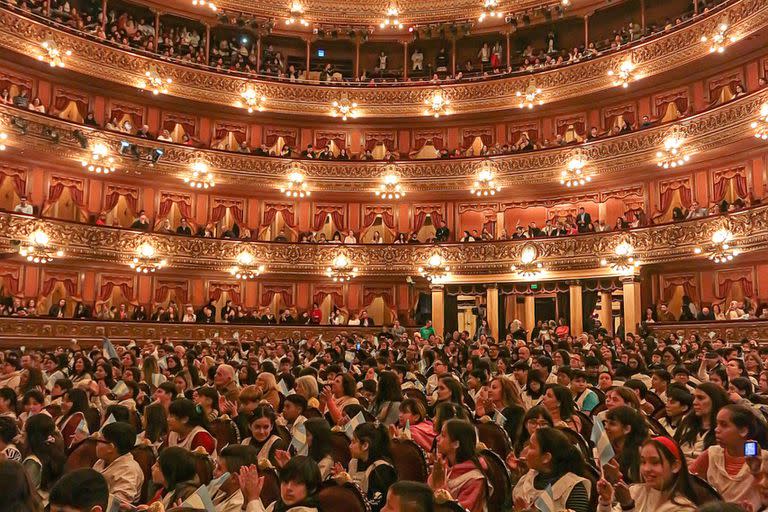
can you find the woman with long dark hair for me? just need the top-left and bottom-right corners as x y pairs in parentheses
(604, 406), (649, 483)
(0, 460), (43, 512)
(674, 382), (729, 459)
(512, 427), (591, 512)
(241, 404), (287, 467)
(23, 413), (65, 498)
(167, 398), (216, 456)
(340, 422), (397, 512)
(373, 371), (403, 426)
(429, 419), (488, 512)
(241, 456), (322, 512)
(56, 388), (89, 450)
(147, 446), (199, 507)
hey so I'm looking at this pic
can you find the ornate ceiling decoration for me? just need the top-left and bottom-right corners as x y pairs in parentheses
(1, 206), (767, 276)
(0, 88), (762, 191)
(0, 0), (764, 117)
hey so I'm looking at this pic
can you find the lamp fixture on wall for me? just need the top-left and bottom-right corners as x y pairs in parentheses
(600, 241), (640, 273)
(701, 22), (736, 53)
(560, 153), (591, 187)
(516, 83), (543, 109)
(238, 86), (266, 113)
(19, 230), (64, 263)
(511, 244), (543, 278)
(424, 90), (450, 118)
(470, 163), (502, 196)
(184, 161), (215, 189)
(281, 164), (311, 198)
(137, 65), (172, 95)
(694, 228), (740, 263)
(331, 96), (359, 121)
(230, 251), (266, 280)
(286, 1), (310, 26)
(375, 168), (404, 199)
(751, 103), (768, 140)
(607, 59), (636, 88)
(418, 253), (450, 283)
(656, 127), (690, 169)
(129, 243), (167, 273)
(326, 254), (359, 282)
(38, 40), (71, 67)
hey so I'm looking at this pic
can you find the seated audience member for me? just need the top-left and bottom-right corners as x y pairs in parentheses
(93, 422), (144, 504)
(166, 398), (216, 455)
(212, 444), (259, 511)
(240, 455), (322, 512)
(13, 195), (34, 215)
(147, 446), (199, 507)
(49, 468), (109, 512)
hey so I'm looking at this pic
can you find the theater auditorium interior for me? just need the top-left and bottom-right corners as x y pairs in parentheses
(1, 0), (768, 510)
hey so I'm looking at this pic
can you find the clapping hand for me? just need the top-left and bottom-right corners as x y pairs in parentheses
(238, 464), (265, 504)
(274, 449), (291, 469)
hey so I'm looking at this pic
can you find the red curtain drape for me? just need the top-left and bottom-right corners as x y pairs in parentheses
(210, 285), (242, 304)
(158, 196), (192, 221)
(363, 290), (394, 308)
(713, 171), (749, 203)
(659, 182), (692, 213)
(0, 271), (20, 295)
(154, 285), (188, 304)
(263, 205), (295, 227)
(0, 170), (26, 197)
(365, 136), (394, 152)
(717, 277), (754, 299)
(462, 132), (493, 147)
(41, 276), (77, 298)
(363, 209), (395, 229)
(261, 288), (292, 307)
(313, 290), (344, 307)
(313, 208), (344, 231)
(663, 278), (697, 302)
(99, 281), (133, 302)
(483, 216), (496, 235)
(414, 209), (443, 233)
(211, 204), (244, 224)
(104, 189), (138, 215)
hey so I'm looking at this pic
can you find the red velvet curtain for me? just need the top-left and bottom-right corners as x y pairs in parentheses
(100, 281), (133, 301)
(462, 132), (493, 147)
(104, 190), (138, 215)
(154, 285), (188, 304)
(0, 170), (26, 197)
(41, 276), (77, 298)
(659, 182), (692, 213)
(159, 197), (192, 220)
(365, 136), (393, 151)
(47, 182), (83, 206)
(363, 290), (394, 308)
(262, 288), (292, 307)
(663, 278), (697, 302)
(364, 209), (395, 229)
(0, 271), (20, 295)
(313, 290), (344, 307)
(483, 215), (496, 235)
(713, 172), (749, 203)
(263, 205), (294, 227)
(414, 209), (443, 233)
(210, 285), (242, 304)
(313, 209), (344, 231)
(717, 277), (754, 299)
(211, 204), (244, 224)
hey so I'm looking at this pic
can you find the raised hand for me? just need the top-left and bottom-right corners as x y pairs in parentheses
(238, 464), (265, 504)
(274, 449), (291, 468)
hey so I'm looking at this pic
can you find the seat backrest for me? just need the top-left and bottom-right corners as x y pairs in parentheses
(329, 431), (352, 467)
(192, 452), (213, 486)
(318, 480), (371, 512)
(475, 422), (512, 459)
(403, 388), (428, 411)
(84, 407), (101, 434)
(65, 438), (98, 472)
(261, 468), (281, 507)
(573, 410), (594, 441)
(390, 439), (428, 482)
(646, 416), (670, 437)
(45, 404), (63, 421)
(556, 426), (592, 462)
(131, 445), (156, 503)
(690, 474), (723, 506)
(305, 407), (324, 419)
(479, 450), (512, 510)
(208, 418), (241, 452)
(645, 391), (665, 414)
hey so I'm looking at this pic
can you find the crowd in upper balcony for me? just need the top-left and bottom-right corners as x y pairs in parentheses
(4, 0), (730, 85)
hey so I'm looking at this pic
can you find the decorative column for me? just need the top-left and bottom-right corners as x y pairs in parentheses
(256, 37), (262, 72)
(640, 0), (646, 32)
(204, 24), (211, 62)
(403, 41), (408, 80)
(354, 38), (361, 79)
(154, 11), (161, 49)
(569, 281), (583, 336)
(101, 0), (107, 30)
(505, 32), (511, 68)
(431, 284), (445, 339)
(486, 284), (499, 340)
(599, 291), (613, 336)
(451, 38), (456, 76)
(584, 15), (590, 47)
(305, 38), (311, 76)
(524, 295), (535, 341)
(622, 277), (642, 336)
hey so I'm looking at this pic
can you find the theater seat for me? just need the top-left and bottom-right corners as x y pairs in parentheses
(208, 418), (241, 452)
(131, 445), (156, 503)
(479, 449), (512, 510)
(192, 451), (213, 486)
(65, 438), (98, 471)
(329, 431), (352, 467)
(318, 479), (370, 512)
(390, 438), (428, 482)
(690, 474), (723, 505)
(475, 422), (511, 459)
(556, 426), (592, 463)
(260, 467), (281, 507)
(403, 388), (429, 411)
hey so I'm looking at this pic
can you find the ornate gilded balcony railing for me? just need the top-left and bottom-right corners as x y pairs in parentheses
(652, 319), (768, 342)
(0, 86), (765, 192)
(2, 205), (768, 276)
(0, 0), (765, 116)
(0, 317), (382, 346)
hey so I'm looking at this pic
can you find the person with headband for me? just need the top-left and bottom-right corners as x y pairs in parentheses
(597, 436), (697, 511)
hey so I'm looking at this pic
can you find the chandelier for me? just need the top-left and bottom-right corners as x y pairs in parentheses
(424, 90), (450, 118)
(694, 228), (740, 263)
(191, 0), (217, 11)
(511, 245), (543, 278)
(607, 60), (635, 88)
(751, 103), (768, 140)
(229, 251), (265, 280)
(701, 22), (736, 53)
(331, 97), (359, 121)
(478, 0), (503, 22)
(470, 165), (502, 196)
(19, 230), (64, 263)
(600, 241), (640, 273)
(560, 155), (591, 187)
(380, 6), (404, 29)
(81, 142), (116, 174)
(184, 162), (215, 189)
(286, 2), (309, 26)
(38, 40), (71, 67)
(137, 66), (172, 95)
(281, 166), (311, 198)
(326, 254), (359, 282)
(516, 83), (543, 109)
(418, 254), (450, 283)
(0, 131), (8, 151)
(238, 86), (266, 113)
(656, 128), (690, 169)
(129, 243), (167, 273)
(375, 170), (404, 199)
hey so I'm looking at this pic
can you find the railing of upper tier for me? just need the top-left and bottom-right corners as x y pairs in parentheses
(0, 86), (764, 191)
(652, 319), (768, 342)
(2, 204), (768, 275)
(0, 0), (711, 87)
(0, 317), (383, 346)
(0, 0), (763, 116)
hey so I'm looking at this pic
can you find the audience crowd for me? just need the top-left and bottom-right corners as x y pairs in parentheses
(0, 310), (767, 512)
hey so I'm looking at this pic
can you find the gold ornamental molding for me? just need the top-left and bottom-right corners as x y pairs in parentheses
(0, 0), (766, 117)
(3, 206), (768, 276)
(0, 87), (765, 191)
(652, 320), (768, 342)
(0, 317), (381, 347)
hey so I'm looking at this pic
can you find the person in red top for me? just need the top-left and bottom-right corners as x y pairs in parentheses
(309, 303), (322, 325)
(167, 398), (217, 456)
